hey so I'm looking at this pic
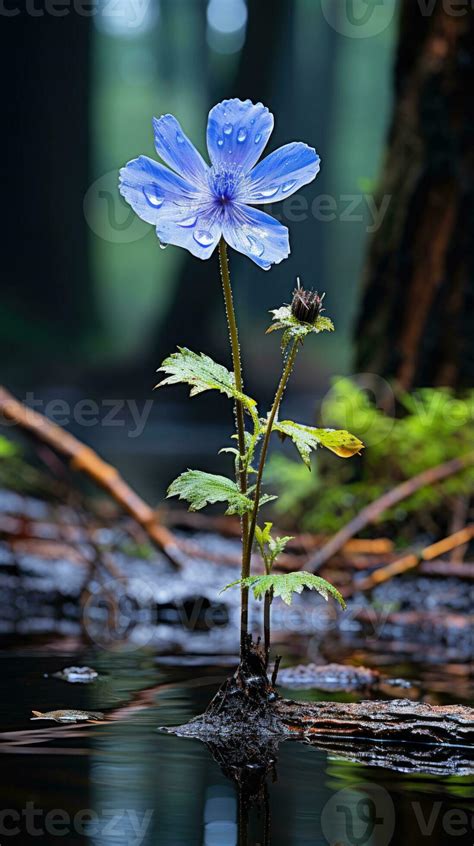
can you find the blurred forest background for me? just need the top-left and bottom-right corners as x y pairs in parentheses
(0, 0), (472, 508)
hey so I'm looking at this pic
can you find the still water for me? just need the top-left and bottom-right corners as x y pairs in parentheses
(0, 648), (472, 846)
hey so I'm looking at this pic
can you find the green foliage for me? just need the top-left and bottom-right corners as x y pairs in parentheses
(267, 305), (334, 350)
(255, 521), (293, 571)
(219, 431), (260, 475)
(221, 572), (346, 608)
(272, 419), (364, 467)
(156, 347), (258, 423)
(269, 380), (474, 535)
(0, 437), (17, 458)
(167, 470), (276, 516)
(120, 541), (154, 560)
(167, 470), (254, 516)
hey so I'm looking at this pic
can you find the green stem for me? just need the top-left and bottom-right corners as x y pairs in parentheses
(243, 339), (300, 594)
(218, 238), (250, 654)
(263, 586), (273, 667)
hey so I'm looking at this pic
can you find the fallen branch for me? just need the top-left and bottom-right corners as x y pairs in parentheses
(275, 697), (474, 746)
(306, 453), (474, 570)
(344, 525), (474, 596)
(0, 386), (181, 565)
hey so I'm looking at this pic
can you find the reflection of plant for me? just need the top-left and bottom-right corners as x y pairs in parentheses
(120, 98), (363, 668)
(268, 380), (474, 537)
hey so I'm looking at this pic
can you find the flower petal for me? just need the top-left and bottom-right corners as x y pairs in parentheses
(207, 99), (274, 174)
(155, 208), (222, 260)
(119, 155), (201, 225)
(119, 155), (220, 258)
(153, 115), (209, 187)
(222, 203), (289, 269)
(243, 143), (321, 204)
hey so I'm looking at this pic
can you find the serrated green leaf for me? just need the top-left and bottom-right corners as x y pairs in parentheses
(156, 349), (258, 424)
(221, 572), (346, 608)
(157, 348), (235, 397)
(273, 420), (364, 467)
(259, 493), (278, 507)
(268, 535), (294, 561)
(167, 470), (254, 516)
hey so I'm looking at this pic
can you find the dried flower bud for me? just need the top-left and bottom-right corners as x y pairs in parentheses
(291, 284), (324, 325)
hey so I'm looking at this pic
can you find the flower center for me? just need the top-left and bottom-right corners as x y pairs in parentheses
(210, 169), (240, 206)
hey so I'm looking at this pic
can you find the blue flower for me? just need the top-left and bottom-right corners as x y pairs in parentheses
(119, 99), (320, 270)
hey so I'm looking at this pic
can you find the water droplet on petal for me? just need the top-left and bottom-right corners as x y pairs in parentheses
(143, 187), (164, 208)
(217, 138), (224, 148)
(176, 131), (185, 145)
(282, 180), (297, 193)
(254, 133), (262, 144)
(178, 215), (197, 228)
(237, 128), (247, 143)
(223, 123), (233, 135)
(256, 185), (279, 199)
(194, 229), (214, 247)
(159, 241), (168, 250)
(247, 236), (264, 257)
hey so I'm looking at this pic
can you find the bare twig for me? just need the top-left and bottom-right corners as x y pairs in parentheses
(0, 386), (181, 566)
(306, 453), (474, 571)
(344, 526), (474, 596)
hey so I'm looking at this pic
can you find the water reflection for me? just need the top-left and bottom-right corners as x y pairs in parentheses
(0, 654), (472, 846)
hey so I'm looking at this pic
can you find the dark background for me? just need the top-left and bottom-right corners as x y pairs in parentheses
(1, 0), (472, 499)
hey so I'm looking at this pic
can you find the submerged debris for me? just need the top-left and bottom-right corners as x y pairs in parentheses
(52, 666), (99, 683)
(277, 662), (380, 691)
(31, 709), (104, 723)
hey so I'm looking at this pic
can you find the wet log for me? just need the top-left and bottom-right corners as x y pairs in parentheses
(275, 698), (474, 748)
(170, 643), (474, 755)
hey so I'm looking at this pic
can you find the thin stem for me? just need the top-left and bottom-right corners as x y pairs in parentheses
(243, 339), (300, 591)
(263, 587), (273, 666)
(218, 238), (250, 654)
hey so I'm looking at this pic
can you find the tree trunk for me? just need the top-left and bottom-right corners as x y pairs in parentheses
(0, 10), (94, 382)
(355, 1), (474, 389)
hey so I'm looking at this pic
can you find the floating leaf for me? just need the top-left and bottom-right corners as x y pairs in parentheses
(221, 572), (346, 608)
(273, 420), (364, 467)
(167, 470), (255, 516)
(31, 709), (104, 723)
